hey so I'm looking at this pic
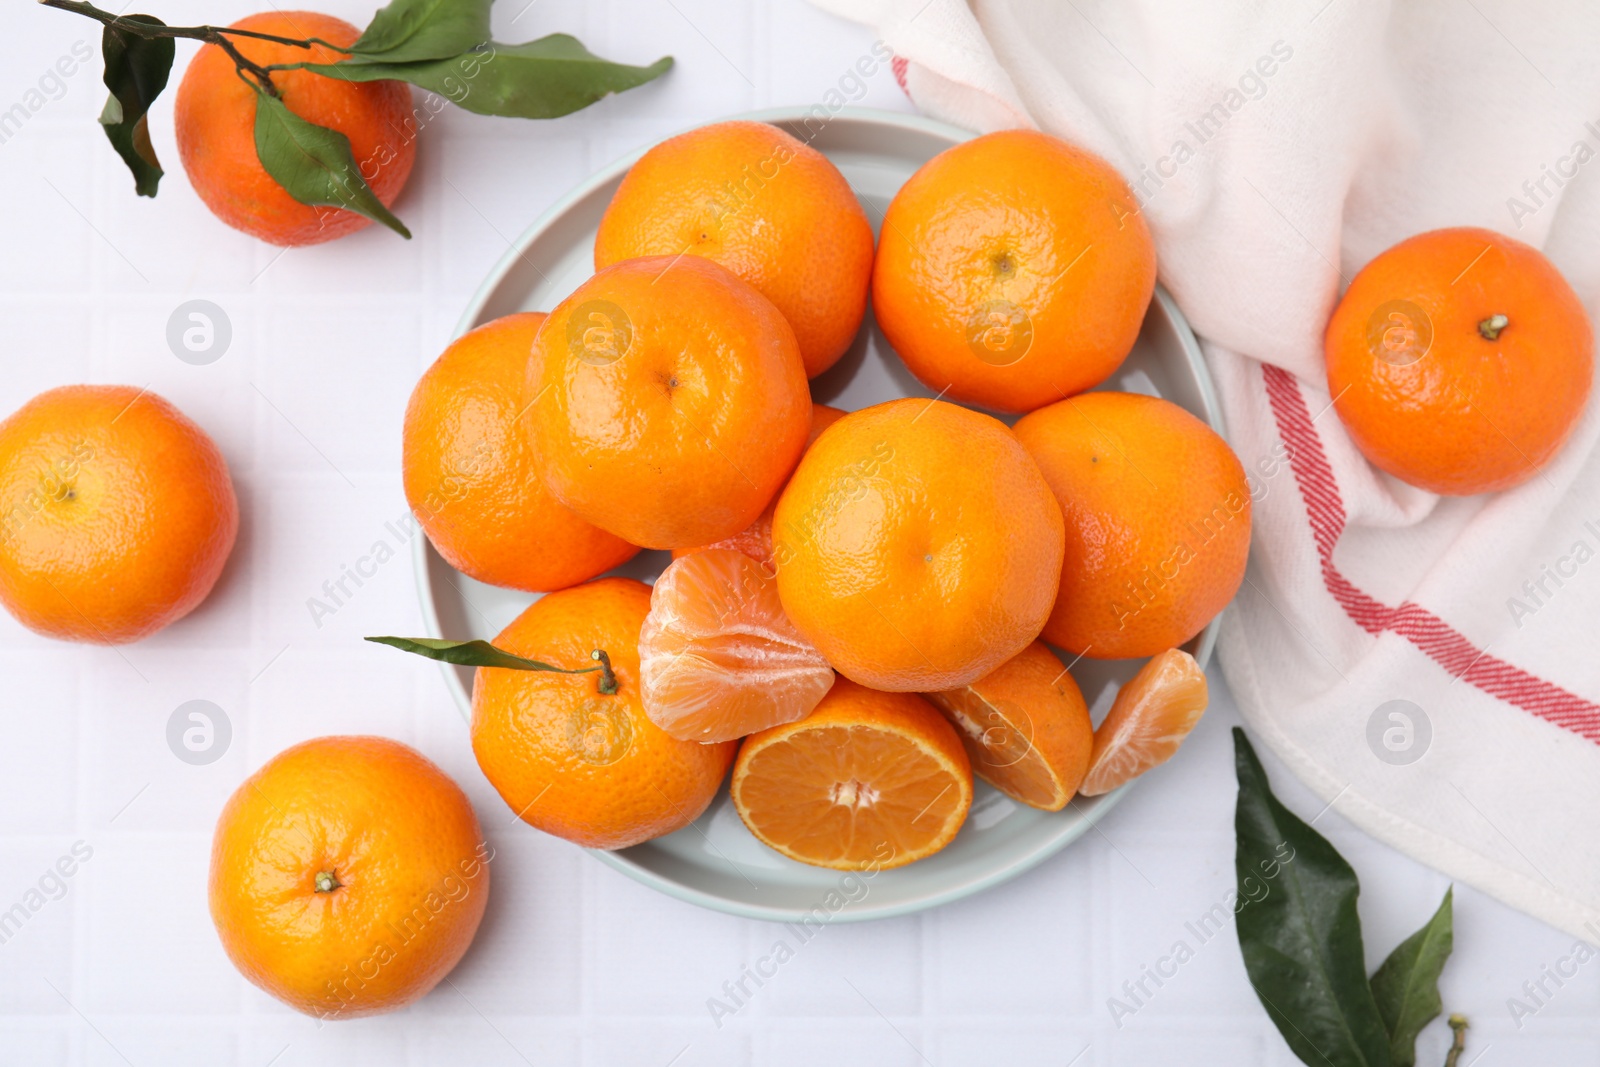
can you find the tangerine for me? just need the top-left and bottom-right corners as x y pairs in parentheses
(1325, 226), (1593, 494)
(872, 129), (1156, 413)
(174, 11), (415, 246)
(403, 312), (637, 591)
(595, 121), (874, 377)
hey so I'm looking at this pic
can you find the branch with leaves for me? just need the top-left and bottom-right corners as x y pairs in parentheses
(41, 0), (672, 236)
(1234, 729), (1462, 1067)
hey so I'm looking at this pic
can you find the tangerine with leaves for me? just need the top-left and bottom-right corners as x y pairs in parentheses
(402, 312), (637, 592)
(175, 11), (415, 246)
(0, 385), (237, 644)
(209, 735), (489, 1019)
(1325, 226), (1593, 495)
(528, 256), (811, 550)
(470, 578), (736, 849)
(595, 121), (875, 378)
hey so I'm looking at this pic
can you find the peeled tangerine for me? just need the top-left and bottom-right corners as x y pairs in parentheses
(1079, 649), (1209, 796)
(640, 549), (835, 743)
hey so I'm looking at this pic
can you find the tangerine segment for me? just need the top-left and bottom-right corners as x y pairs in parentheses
(1080, 649), (1208, 796)
(640, 549), (835, 743)
(924, 641), (1092, 811)
(731, 678), (973, 870)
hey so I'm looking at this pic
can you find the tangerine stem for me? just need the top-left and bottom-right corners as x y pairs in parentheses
(1443, 1014), (1468, 1067)
(313, 870), (341, 893)
(1478, 313), (1509, 340)
(591, 649), (618, 695)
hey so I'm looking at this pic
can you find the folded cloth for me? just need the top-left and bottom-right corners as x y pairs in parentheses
(812, 0), (1600, 939)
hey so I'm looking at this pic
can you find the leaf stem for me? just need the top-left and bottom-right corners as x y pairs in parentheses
(1443, 1014), (1467, 1067)
(39, 0), (355, 95)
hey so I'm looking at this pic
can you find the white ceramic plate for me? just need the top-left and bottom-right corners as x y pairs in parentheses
(414, 106), (1224, 922)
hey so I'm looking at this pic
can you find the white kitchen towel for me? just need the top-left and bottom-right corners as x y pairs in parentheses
(811, 0), (1600, 940)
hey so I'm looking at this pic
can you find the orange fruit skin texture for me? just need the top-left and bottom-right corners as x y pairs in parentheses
(1325, 226), (1594, 495)
(403, 312), (638, 592)
(773, 398), (1065, 692)
(925, 641), (1092, 812)
(1015, 392), (1250, 660)
(0, 385), (237, 644)
(670, 402), (848, 568)
(174, 12), (416, 247)
(470, 578), (737, 849)
(872, 129), (1156, 414)
(529, 256), (811, 550)
(594, 121), (875, 378)
(209, 736), (489, 1020)
(731, 678), (973, 871)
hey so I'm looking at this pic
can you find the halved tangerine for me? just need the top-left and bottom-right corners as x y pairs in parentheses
(730, 678), (973, 870)
(639, 548), (835, 743)
(1080, 649), (1208, 796)
(924, 641), (1092, 811)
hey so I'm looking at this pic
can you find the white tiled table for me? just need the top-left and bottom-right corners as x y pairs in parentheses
(1, 2), (1596, 1063)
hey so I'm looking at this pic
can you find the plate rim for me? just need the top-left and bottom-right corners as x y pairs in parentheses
(414, 104), (1220, 922)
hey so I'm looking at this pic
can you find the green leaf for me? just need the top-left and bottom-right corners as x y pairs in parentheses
(366, 636), (595, 674)
(1233, 728), (1394, 1067)
(99, 15), (174, 197)
(304, 36), (673, 120)
(251, 91), (411, 238)
(1370, 888), (1453, 1067)
(349, 0), (492, 63)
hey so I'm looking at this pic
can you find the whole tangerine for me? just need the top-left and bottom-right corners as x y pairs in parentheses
(0, 385), (237, 644)
(527, 256), (811, 550)
(471, 578), (737, 849)
(1325, 226), (1593, 495)
(209, 735), (489, 1020)
(595, 120), (875, 378)
(872, 129), (1156, 413)
(772, 398), (1064, 692)
(175, 11), (415, 246)
(403, 312), (638, 592)
(1013, 391), (1250, 659)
